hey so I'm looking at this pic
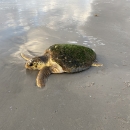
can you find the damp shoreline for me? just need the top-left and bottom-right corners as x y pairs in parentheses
(0, 0), (130, 130)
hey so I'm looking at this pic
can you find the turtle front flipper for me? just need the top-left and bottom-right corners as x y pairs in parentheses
(36, 66), (51, 88)
(20, 53), (31, 61)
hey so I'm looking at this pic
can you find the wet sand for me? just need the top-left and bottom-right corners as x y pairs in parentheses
(0, 0), (130, 130)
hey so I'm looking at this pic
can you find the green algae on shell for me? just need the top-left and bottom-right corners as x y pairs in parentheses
(48, 44), (96, 72)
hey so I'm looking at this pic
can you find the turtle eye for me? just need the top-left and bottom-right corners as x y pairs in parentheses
(27, 59), (33, 66)
(29, 62), (33, 66)
(27, 62), (33, 66)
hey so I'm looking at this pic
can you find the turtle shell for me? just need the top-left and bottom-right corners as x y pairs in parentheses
(46, 44), (96, 73)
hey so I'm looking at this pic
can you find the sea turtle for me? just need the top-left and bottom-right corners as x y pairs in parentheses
(21, 44), (103, 88)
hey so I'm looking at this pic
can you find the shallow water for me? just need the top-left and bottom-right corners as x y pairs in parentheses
(0, 0), (92, 51)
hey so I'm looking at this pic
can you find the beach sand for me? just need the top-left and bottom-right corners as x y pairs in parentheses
(0, 0), (130, 130)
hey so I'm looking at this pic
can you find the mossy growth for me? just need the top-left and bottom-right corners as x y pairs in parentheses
(49, 44), (96, 69)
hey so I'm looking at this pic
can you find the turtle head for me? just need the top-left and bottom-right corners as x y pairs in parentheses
(21, 53), (47, 70)
(25, 57), (46, 70)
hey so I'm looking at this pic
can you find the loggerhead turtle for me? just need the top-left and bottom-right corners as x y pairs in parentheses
(21, 44), (103, 88)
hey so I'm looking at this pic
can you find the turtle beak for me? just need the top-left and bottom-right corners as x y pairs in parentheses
(20, 53), (31, 61)
(25, 61), (33, 70)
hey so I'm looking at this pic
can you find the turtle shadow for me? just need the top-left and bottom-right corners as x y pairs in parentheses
(25, 69), (38, 78)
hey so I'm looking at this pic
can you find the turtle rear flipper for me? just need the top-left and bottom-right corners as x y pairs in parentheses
(36, 66), (51, 88)
(92, 62), (103, 67)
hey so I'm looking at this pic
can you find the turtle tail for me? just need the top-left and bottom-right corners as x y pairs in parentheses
(92, 62), (103, 67)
